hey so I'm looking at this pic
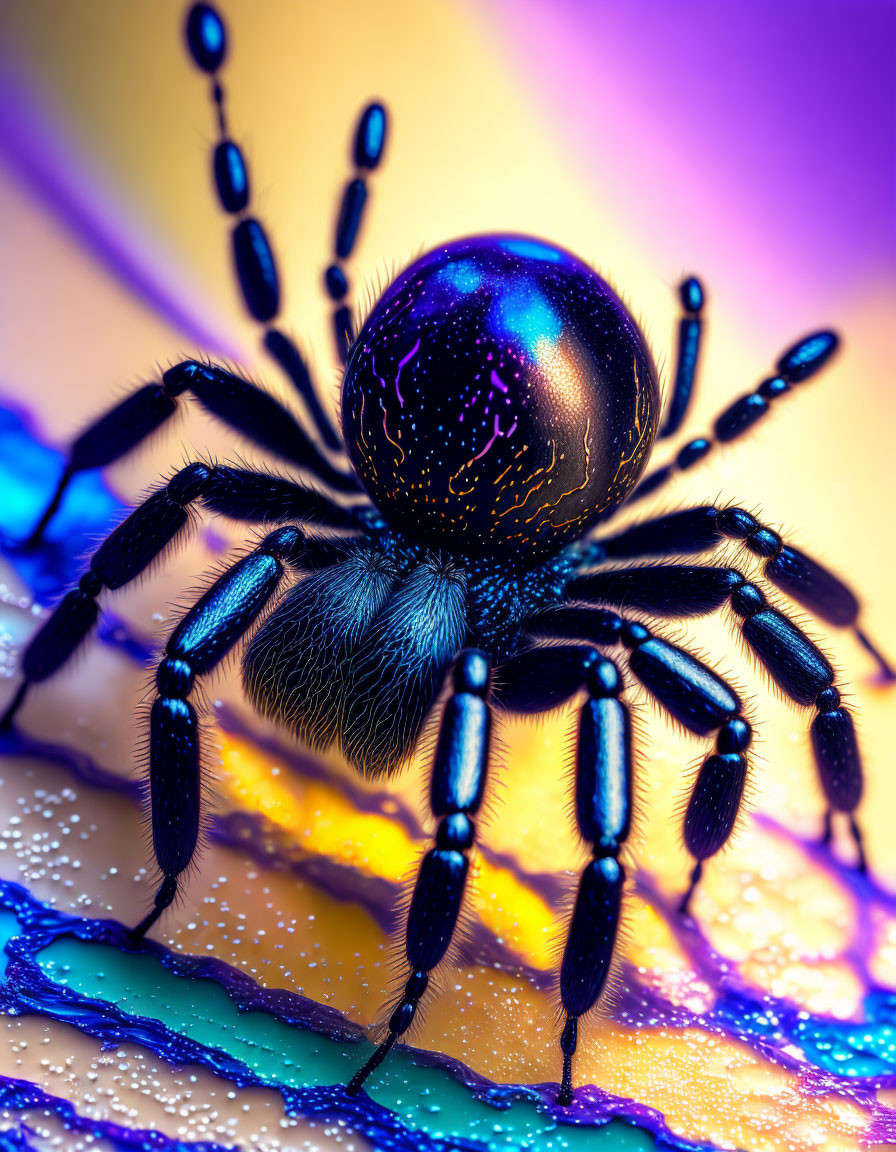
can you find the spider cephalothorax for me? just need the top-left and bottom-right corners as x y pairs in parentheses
(3, 0), (889, 1110)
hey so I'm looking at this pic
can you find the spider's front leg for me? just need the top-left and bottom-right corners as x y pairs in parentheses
(23, 360), (360, 548)
(134, 524), (307, 939)
(571, 563), (867, 868)
(347, 649), (492, 1096)
(555, 654), (631, 1106)
(527, 612), (754, 916)
(597, 503), (894, 680)
(497, 635), (752, 1101)
(2, 461), (350, 727)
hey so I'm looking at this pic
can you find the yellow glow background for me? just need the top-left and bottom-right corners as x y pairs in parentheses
(0, 2), (893, 1150)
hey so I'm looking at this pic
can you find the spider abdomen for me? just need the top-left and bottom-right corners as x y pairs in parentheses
(342, 234), (660, 563)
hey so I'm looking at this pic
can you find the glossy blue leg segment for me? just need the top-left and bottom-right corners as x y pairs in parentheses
(347, 650), (490, 1096)
(2, 462), (346, 728)
(659, 276), (704, 439)
(572, 561), (868, 868)
(617, 620), (752, 912)
(326, 102), (389, 364)
(132, 525), (306, 940)
(556, 654), (630, 1105)
(520, 614), (752, 918)
(23, 360), (361, 543)
(493, 642), (638, 1103)
(596, 503), (894, 680)
(185, 3), (347, 457)
(628, 329), (839, 504)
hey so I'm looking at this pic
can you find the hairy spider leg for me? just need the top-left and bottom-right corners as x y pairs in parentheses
(325, 102), (389, 366)
(569, 562), (867, 871)
(626, 329), (839, 505)
(658, 276), (704, 439)
(132, 524), (307, 939)
(622, 622), (751, 914)
(21, 359), (362, 548)
(2, 461), (349, 728)
(510, 615), (753, 922)
(23, 3), (375, 548)
(597, 504), (896, 682)
(494, 643), (634, 1106)
(185, 2), (349, 455)
(347, 649), (492, 1097)
(556, 655), (630, 1105)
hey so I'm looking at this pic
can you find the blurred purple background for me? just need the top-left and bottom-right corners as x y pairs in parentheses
(484, 0), (896, 314)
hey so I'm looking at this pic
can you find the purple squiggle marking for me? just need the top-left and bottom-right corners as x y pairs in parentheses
(471, 414), (517, 463)
(393, 338), (421, 408)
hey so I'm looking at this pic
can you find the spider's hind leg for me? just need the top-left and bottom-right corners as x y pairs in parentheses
(186, 2), (388, 429)
(597, 503), (895, 682)
(658, 276), (704, 439)
(22, 358), (361, 548)
(185, 2), (346, 454)
(325, 102), (388, 365)
(629, 329), (838, 505)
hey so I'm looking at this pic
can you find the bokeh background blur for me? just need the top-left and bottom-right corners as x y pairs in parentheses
(0, 3), (894, 1150)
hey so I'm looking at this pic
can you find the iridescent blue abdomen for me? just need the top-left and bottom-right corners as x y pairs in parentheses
(342, 235), (659, 562)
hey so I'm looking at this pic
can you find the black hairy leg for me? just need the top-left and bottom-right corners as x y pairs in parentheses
(628, 330), (838, 505)
(347, 649), (492, 1095)
(22, 361), (360, 549)
(133, 524), (307, 939)
(570, 562), (867, 870)
(597, 503), (894, 682)
(2, 461), (351, 729)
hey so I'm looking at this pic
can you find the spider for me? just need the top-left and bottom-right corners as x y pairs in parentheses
(0, 1), (891, 1108)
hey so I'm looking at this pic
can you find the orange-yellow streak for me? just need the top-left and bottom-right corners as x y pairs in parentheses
(524, 418), (591, 524)
(380, 399), (405, 463)
(218, 733), (555, 966)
